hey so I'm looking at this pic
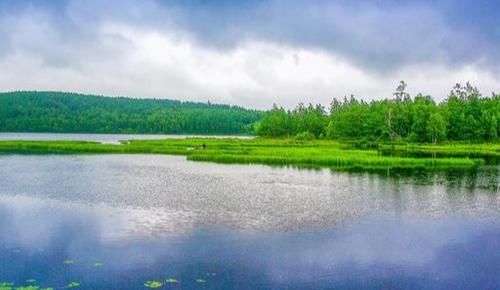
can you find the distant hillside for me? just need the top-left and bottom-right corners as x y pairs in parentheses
(0, 91), (263, 134)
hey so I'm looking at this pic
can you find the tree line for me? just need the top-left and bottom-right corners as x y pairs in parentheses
(0, 91), (262, 135)
(256, 82), (499, 143)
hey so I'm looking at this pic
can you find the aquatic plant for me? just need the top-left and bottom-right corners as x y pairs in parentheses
(93, 262), (103, 267)
(66, 282), (80, 288)
(14, 287), (52, 290)
(164, 278), (178, 283)
(0, 283), (53, 290)
(195, 279), (206, 283)
(144, 281), (163, 288)
(63, 260), (74, 265)
(0, 282), (14, 290)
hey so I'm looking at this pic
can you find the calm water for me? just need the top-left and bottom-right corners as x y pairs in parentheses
(0, 133), (252, 144)
(0, 154), (499, 289)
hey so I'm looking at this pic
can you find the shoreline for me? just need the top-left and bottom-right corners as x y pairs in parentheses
(0, 138), (495, 171)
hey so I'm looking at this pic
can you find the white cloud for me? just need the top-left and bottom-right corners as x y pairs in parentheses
(0, 19), (498, 109)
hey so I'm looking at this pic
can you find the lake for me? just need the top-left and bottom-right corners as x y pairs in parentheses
(0, 133), (253, 144)
(0, 149), (499, 288)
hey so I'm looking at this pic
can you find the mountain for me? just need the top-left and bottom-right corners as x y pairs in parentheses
(0, 91), (263, 135)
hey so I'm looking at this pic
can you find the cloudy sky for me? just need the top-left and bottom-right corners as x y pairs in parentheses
(0, 0), (498, 109)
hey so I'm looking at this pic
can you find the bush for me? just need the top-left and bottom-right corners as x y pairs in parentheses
(294, 131), (315, 141)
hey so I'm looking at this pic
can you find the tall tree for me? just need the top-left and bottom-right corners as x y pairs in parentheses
(426, 112), (446, 143)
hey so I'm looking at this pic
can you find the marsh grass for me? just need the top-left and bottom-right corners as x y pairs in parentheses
(0, 138), (488, 170)
(380, 143), (500, 158)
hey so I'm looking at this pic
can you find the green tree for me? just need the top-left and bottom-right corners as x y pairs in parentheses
(426, 112), (446, 143)
(256, 105), (291, 137)
(0, 91), (262, 135)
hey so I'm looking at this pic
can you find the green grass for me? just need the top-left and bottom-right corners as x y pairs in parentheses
(380, 143), (500, 159)
(0, 138), (489, 171)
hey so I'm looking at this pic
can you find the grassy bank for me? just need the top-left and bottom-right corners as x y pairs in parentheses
(379, 143), (500, 160)
(0, 138), (490, 171)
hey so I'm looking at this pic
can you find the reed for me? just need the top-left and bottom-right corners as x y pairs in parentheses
(0, 138), (487, 170)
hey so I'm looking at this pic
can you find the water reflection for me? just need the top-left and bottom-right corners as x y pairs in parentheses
(0, 155), (499, 289)
(0, 200), (498, 289)
(0, 155), (498, 233)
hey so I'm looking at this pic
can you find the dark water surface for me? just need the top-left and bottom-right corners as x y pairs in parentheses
(0, 155), (499, 289)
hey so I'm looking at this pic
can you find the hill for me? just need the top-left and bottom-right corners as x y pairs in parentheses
(0, 91), (263, 135)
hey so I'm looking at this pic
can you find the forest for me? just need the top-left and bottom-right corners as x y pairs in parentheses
(256, 82), (500, 143)
(1, 83), (499, 144)
(0, 91), (262, 135)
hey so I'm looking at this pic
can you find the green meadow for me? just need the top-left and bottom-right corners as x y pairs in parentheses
(0, 138), (494, 171)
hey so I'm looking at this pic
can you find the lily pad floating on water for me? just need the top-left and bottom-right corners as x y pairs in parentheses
(144, 281), (162, 288)
(93, 262), (103, 267)
(63, 260), (74, 265)
(66, 282), (80, 288)
(0, 282), (15, 290)
(10, 286), (54, 290)
(164, 278), (178, 283)
(195, 279), (206, 283)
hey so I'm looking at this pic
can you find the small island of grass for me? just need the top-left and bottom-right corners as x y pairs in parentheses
(0, 138), (495, 171)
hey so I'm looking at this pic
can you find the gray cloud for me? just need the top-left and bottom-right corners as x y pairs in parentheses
(85, 0), (498, 72)
(0, 0), (498, 109)
(4, 0), (498, 72)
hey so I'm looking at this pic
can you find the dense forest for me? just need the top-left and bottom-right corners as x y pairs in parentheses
(256, 82), (500, 143)
(1, 83), (499, 143)
(0, 91), (262, 134)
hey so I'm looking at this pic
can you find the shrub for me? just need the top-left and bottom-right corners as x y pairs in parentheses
(294, 131), (315, 141)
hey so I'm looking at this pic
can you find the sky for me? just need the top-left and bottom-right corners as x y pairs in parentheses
(0, 0), (498, 109)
